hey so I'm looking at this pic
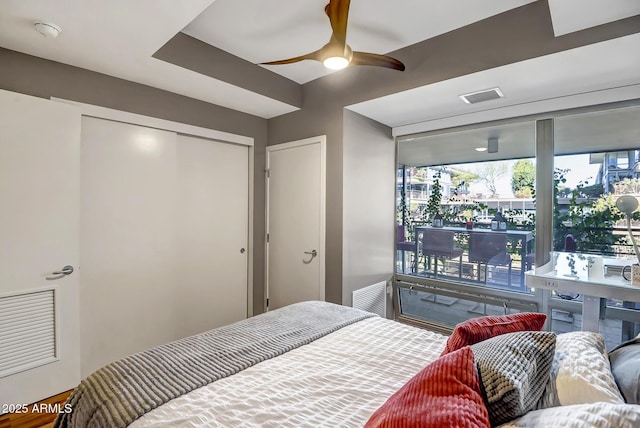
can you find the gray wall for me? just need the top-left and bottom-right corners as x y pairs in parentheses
(266, 1), (640, 305)
(268, 95), (345, 304)
(0, 48), (269, 314)
(3, 1), (638, 310)
(342, 110), (395, 306)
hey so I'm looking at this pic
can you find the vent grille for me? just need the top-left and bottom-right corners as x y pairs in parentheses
(459, 88), (504, 104)
(0, 289), (57, 378)
(352, 281), (386, 318)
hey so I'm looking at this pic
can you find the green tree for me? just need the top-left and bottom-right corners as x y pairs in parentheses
(613, 178), (640, 195)
(583, 183), (605, 198)
(424, 171), (442, 222)
(396, 186), (411, 226)
(450, 169), (479, 189)
(511, 159), (535, 198)
(476, 161), (509, 196)
(553, 169), (624, 254)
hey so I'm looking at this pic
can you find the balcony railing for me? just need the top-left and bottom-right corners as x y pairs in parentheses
(397, 223), (640, 293)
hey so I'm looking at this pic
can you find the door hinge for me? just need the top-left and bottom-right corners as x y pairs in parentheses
(266, 169), (270, 178)
(266, 298), (269, 308)
(266, 233), (270, 243)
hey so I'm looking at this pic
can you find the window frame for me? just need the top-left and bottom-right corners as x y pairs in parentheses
(393, 99), (640, 334)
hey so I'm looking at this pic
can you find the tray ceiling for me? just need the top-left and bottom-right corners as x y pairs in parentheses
(0, 0), (638, 124)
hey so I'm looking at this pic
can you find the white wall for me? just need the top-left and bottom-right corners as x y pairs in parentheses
(342, 110), (395, 309)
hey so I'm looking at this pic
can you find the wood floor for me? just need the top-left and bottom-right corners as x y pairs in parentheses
(0, 390), (72, 428)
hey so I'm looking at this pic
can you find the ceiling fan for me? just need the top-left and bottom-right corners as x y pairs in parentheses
(261, 0), (405, 72)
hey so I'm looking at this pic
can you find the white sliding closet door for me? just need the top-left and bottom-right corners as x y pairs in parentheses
(80, 117), (248, 376)
(175, 134), (248, 336)
(80, 118), (177, 376)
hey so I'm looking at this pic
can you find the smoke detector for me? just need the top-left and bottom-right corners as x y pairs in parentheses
(34, 22), (61, 38)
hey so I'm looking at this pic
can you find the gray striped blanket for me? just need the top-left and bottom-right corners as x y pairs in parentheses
(54, 301), (375, 428)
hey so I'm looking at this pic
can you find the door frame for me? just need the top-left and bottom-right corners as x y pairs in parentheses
(51, 98), (255, 316)
(265, 135), (326, 312)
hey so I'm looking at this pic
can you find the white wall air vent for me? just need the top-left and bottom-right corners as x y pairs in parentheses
(459, 88), (504, 104)
(0, 289), (57, 378)
(352, 281), (386, 318)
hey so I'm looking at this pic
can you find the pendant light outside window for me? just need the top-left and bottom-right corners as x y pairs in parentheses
(432, 212), (444, 228)
(491, 208), (507, 231)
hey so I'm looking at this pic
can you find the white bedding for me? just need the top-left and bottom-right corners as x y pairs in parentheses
(131, 317), (447, 427)
(498, 402), (640, 428)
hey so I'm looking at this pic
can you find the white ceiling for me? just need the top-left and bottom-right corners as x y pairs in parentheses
(348, 33), (640, 129)
(0, 0), (639, 126)
(0, 0), (296, 118)
(548, 0), (640, 36)
(184, 0), (535, 84)
(398, 120), (537, 167)
(398, 103), (640, 168)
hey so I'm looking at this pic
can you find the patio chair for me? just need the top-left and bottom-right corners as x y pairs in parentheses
(524, 253), (536, 271)
(564, 233), (577, 252)
(397, 224), (415, 273)
(468, 232), (512, 286)
(420, 229), (464, 277)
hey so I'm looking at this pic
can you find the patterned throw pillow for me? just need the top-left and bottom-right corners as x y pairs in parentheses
(537, 331), (625, 409)
(364, 346), (490, 428)
(441, 312), (547, 356)
(470, 331), (556, 427)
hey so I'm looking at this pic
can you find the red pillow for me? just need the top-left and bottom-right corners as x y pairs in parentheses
(364, 347), (490, 428)
(441, 312), (547, 356)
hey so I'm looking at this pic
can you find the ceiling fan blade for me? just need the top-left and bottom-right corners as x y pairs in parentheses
(325, 0), (350, 46)
(261, 49), (323, 66)
(351, 51), (405, 71)
(260, 1), (405, 73)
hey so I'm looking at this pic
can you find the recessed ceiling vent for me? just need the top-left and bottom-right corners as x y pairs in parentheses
(459, 88), (504, 104)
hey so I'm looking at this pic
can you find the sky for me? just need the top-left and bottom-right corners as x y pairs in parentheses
(555, 154), (601, 188)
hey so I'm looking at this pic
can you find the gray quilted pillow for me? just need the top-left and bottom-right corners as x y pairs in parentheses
(610, 336), (640, 404)
(471, 331), (556, 426)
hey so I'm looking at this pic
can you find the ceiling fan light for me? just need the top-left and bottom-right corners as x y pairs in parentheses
(323, 56), (349, 70)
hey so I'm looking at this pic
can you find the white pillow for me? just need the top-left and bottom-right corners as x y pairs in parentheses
(537, 331), (624, 408)
(498, 402), (640, 428)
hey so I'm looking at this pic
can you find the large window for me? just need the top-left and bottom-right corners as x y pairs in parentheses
(550, 107), (640, 346)
(397, 159), (535, 292)
(395, 104), (640, 347)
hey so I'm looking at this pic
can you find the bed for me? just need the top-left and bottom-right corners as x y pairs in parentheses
(54, 301), (640, 427)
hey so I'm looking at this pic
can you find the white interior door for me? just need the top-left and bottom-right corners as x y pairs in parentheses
(266, 136), (325, 310)
(0, 90), (81, 407)
(80, 118), (248, 376)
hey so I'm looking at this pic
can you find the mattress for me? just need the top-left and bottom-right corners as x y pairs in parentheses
(131, 316), (447, 427)
(58, 301), (640, 428)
